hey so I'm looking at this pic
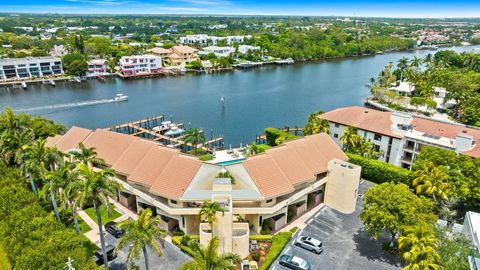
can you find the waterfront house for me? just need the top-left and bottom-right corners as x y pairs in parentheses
(0, 56), (63, 80)
(47, 127), (361, 258)
(237, 45), (260, 54)
(87, 59), (108, 76)
(202, 46), (236, 57)
(389, 81), (415, 96)
(319, 106), (480, 169)
(170, 46), (199, 65)
(118, 54), (163, 78)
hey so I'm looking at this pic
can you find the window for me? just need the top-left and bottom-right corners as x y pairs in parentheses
(335, 123), (340, 128)
(374, 144), (381, 152)
(333, 133), (338, 138)
(170, 200), (177, 204)
(266, 199), (273, 203)
(374, 133), (382, 141)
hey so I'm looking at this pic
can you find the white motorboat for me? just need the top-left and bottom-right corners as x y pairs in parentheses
(152, 121), (172, 132)
(165, 126), (185, 137)
(114, 93), (128, 102)
(21, 81), (27, 89)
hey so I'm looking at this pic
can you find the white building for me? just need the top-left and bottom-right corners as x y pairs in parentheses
(87, 59), (108, 76)
(226, 35), (251, 45)
(202, 46), (235, 57)
(389, 81), (415, 96)
(320, 106), (480, 169)
(50, 45), (68, 57)
(118, 55), (163, 77)
(237, 45), (260, 54)
(0, 56), (63, 80)
(179, 34), (252, 46)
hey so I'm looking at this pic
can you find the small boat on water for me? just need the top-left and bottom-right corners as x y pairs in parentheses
(114, 93), (128, 102)
(21, 81), (27, 89)
(49, 79), (56, 86)
(152, 121), (172, 132)
(165, 126), (185, 137)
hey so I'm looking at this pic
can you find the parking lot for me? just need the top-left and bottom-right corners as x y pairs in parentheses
(271, 181), (403, 270)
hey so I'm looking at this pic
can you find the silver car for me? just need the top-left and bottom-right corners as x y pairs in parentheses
(294, 236), (323, 254)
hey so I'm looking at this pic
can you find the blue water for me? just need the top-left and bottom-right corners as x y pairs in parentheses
(1, 45), (478, 145)
(216, 158), (246, 165)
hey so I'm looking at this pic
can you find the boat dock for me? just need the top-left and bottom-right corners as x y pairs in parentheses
(107, 115), (224, 153)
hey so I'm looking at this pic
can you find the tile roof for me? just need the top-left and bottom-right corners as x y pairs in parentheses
(46, 134), (62, 148)
(149, 154), (202, 199)
(319, 106), (401, 138)
(266, 146), (315, 186)
(146, 47), (172, 54)
(172, 45), (197, 54)
(243, 154), (294, 199)
(127, 146), (178, 188)
(112, 139), (159, 176)
(82, 129), (138, 166)
(55, 126), (92, 152)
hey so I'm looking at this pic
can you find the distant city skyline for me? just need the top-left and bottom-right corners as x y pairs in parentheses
(1, 0), (480, 18)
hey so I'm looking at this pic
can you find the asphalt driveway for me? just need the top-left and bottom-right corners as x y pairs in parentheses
(271, 180), (403, 270)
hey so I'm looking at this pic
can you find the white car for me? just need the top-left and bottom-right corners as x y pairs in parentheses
(294, 236), (323, 254)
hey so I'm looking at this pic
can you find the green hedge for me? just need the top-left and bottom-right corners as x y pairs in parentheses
(347, 153), (412, 185)
(259, 232), (293, 270)
(264, 128), (299, 146)
(198, 154), (213, 161)
(249, 235), (273, 243)
(171, 236), (199, 258)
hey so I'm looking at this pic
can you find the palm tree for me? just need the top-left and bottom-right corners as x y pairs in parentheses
(72, 163), (120, 269)
(410, 56), (423, 69)
(199, 200), (224, 233)
(20, 138), (61, 198)
(339, 126), (362, 151)
(184, 128), (206, 154)
(115, 208), (167, 270)
(56, 163), (83, 236)
(0, 128), (33, 166)
(397, 57), (409, 81)
(69, 142), (105, 167)
(398, 224), (442, 270)
(412, 162), (449, 201)
(179, 237), (241, 270)
(304, 118), (330, 136)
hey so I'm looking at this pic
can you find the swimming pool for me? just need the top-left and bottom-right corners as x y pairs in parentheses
(216, 158), (246, 165)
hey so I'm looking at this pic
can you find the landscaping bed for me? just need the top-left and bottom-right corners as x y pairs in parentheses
(84, 204), (122, 225)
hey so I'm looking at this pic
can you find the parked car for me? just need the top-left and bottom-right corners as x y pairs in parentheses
(105, 221), (124, 238)
(93, 244), (116, 265)
(279, 254), (310, 270)
(294, 236), (323, 254)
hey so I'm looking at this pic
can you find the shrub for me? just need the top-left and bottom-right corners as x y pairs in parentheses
(264, 128), (299, 146)
(181, 235), (191, 246)
(260, 221), (271, 235)
(198, 154), (213, 161)
(289, 227), (299, 234)
(347, 153), (412, 185)
(172, 228), (185, 236)
(249, 235), (273, 242)
(171, 236), (199, 258)
(259, 232), (293, 270)
(252, 251), (261, 262)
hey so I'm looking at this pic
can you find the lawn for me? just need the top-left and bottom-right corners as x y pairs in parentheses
(0, 245), (10, 270)
(84, 204), (122, 225)
(67, 215), (93, 234)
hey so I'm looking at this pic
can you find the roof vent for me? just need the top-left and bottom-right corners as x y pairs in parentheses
(462, 130), (467, 133)
(364, 110), (369, 114)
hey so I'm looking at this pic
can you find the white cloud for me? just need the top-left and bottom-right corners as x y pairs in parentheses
(66, 0), (134, 6)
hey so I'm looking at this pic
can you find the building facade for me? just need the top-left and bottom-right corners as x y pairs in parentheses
(202, 46), (236, 57)
(0, 56), (63, 80)
(320, 106), (480, 169)
(47, 127), (361, 258)
(87, 59), (108, 76)
(118, 55), (163, 77)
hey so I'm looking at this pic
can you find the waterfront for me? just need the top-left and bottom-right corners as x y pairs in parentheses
(1, 45), (478, 145)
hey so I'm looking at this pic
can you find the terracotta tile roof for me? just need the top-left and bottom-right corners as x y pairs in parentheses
(46, 134), (62, 148)
(55, 126), (93, 152)
(168, 53), (181, 59)
(266, 146), (314, 186)
(243, 154), (294, 199)
(112, 139), (159, 176)
(285, 138), (329, 174)
(149, 154), (202, 199)
(146, 47), (171, 54)
(172, 45), (197, 54)
(127, 146), (178, 188)
(82, 129), (138, 166)
(319, 106), (401, 138)
(411, 118), (480, 158)
(304, 133), (348, 162)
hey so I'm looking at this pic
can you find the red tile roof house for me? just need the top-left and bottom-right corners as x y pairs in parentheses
(47, 127), (361, 258)
(319, 106), (480, 169)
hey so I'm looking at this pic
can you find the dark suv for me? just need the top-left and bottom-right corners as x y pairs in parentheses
(93, 245), (116, 265)
(105, 221), (124, 238)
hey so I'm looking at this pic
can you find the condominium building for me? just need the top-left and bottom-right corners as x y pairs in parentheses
(87, 59), (108, 76)
(0, 56), (63, 80)
(118, 55), (163, 77)
(47, 127), (361, 258)
(179, 34), (251, 46)
(319, 106), (480, 169)
(202, 46), (236, 57)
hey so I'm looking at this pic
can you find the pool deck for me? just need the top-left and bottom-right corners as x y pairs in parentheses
(209, 148), (246, 164)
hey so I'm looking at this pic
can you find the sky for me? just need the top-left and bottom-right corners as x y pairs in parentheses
(1, 0), (480, 18)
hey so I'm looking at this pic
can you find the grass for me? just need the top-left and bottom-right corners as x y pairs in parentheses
(67, 215), (92, 234)
(84, 204), (122, 225)
(0, 245), (10, 270)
